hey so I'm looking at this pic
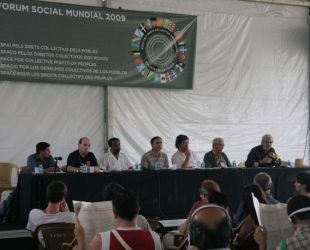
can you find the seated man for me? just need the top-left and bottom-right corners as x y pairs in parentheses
(254, 172), (279, 204)
(254, 195), (310, 250)
(171, 134), (200, 168)
(67, 137), (98, 172)
(245, 134), (281, 168)
(188, 204), (232, 250)
(74, 188), (161, 250)
(27, 142), (58, 173)
(27, 181), (75, 245)
(102, 137), (132, 171)
(141, 136), (169, 169)
(203, 138), (231, 168)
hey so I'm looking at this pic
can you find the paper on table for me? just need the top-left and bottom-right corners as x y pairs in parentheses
(73, 200), (115, 248)
(251, 194), (294, 250)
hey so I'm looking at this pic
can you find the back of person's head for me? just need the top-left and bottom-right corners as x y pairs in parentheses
(189, 205), (231, 249)
(208, 192), (229, 209)
(175, 134), (188, 149)
(36, 142), (50, 154)
(102, 182), (124, 201)
(295, 172), (310, 193)
(242, 184), (266, 224)
(112, 189), (139, 221)
(46, 181), (67, 203)
(200, 179), (221, 195)
(253, 172), (273, 191)
(108, 137), (120, 147)
(287, 195), (310, 223)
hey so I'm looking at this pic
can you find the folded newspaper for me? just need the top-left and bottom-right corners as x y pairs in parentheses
(73, 200), (115, 247)
(252, 194), (294, 250)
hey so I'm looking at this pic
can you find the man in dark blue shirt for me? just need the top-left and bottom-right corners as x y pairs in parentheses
(27, 142), (57, 173)
(66, 137), (98, 172)
(245, 134), (280, 168)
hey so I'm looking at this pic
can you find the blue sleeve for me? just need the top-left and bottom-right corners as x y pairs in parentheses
(27, 155), (36, 173)
(245, 148), (256, 167)
(49, 156), (56, 167)
(91, 153), (98, 166)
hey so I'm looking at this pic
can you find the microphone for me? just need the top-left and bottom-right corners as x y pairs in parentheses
(54, 157), (63, 161)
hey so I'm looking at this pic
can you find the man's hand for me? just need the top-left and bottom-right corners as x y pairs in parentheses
(268, 152), (276, 159)
(74, 217), (86, 250)
(185, 150), (191, 158)
(260, 155), (272, 165)
(44, 166), (59, 173)
(60, 200), (69, 212)
(254, 226), (267, 250)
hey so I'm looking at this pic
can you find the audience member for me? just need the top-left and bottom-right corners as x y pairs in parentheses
(27, 142), (58, 173)
(294, 172), (310, 197)
(141, 136), (169, 169)
(254, 195), (310, 250)
(74, 189), (161, 250)
(254, 172), (279, 204)
(67, 137), (98, 172)
(245, 134), (281, 168)
(102, 138), (133, 171)
(233, 184), (267, 249)
(203, 138), (231, 168)
(171, 135), (200, 168)
(188, 204), (232, 250)
(179, 179), (221, 234)
(27, 181), (75, 245)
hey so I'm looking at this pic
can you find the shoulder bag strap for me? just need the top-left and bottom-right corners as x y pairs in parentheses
(111, 229), (133, 250)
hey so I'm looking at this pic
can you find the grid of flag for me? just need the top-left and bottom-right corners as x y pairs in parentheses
(131, 17), (188, 84)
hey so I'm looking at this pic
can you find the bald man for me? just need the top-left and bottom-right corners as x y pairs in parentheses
(66, 137), (98, 172)
(189, 205), (232, 250)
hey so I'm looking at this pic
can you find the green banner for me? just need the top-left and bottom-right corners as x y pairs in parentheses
(0, 0), (197, 89)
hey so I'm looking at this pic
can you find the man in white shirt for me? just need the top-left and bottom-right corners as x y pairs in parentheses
(171, 134), (201, 168)
(27, 181), (75, 246)
(102, 138), (133, 171)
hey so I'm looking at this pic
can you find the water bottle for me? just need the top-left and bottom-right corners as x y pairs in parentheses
(82, 164), (87, 173)
(201, 162), (206, 169)
(154, 161), (160, 170)
(232, 160), (237, 168)
(38, 164), (44, 174)
(287, 160), (292, 168)
(134, 163), (140, 171)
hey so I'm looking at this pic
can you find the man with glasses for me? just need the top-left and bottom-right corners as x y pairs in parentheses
(245, 134), (280, 168)
(66, 137), (98, 172)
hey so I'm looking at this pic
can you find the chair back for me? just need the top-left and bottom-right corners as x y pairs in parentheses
(35, 223), (75, 250)
(0, 162), (18, 187)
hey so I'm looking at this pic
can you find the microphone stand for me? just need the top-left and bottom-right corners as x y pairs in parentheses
(54, 158), (59, 176)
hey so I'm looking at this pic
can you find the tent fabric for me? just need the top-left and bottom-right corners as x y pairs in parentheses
(0, 0), (308, 166)
(0, 82), (105, 166)
(109, 0), (309, 165)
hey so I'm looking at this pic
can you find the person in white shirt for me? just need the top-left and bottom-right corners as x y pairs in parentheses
(102, 138), (133, 171)
(171, 134), (201, 168)
(26, 181), (75, 246)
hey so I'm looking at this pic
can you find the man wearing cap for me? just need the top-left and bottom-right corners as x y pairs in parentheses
(254, 195), (310, 250)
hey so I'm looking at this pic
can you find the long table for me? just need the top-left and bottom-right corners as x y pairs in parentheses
(8, 167), (308, 225)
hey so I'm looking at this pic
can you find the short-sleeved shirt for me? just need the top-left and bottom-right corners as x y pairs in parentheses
(102, 151), (132, 171)
(100, 227), (162, 250)
(26, 209), (75, 245)
(171, 150), (201, 168)
(203, 151), (231, 168)
(66, 150), (98, 168)
(245, 145), (276, 167)
(276, 224), (310, 250)
(141, 150), (169, 169)
(27, 154), (56, 173)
